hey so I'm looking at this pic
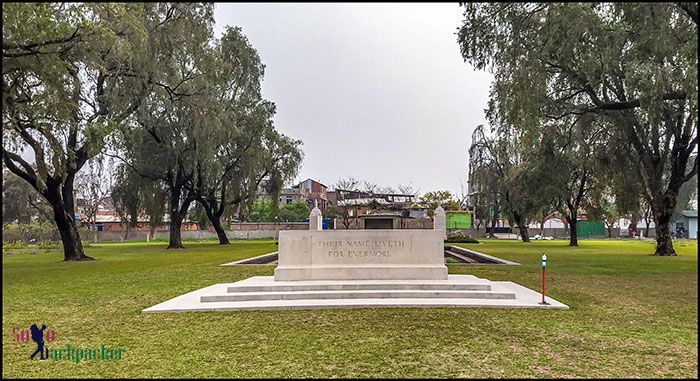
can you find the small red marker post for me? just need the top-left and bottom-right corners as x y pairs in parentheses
(539, 253), (549, 305)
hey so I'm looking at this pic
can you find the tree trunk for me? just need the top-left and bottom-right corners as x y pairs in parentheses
(167, 212), (185, 249)
(512, 212), (530, 242)
(517, 223), (531, 242)
(199, 200), (230, 245)
(652, 198), (677, 256)
(644, 217), (651, 238)
(206, 208), (230, 245)
(488, 202), (499, 238)
(123, 225), (129, 241)
(167, 186), (186, 249)
(50, 198), (93, 261)
(567, 217), (578, 247)
(211, 219), (230, 244)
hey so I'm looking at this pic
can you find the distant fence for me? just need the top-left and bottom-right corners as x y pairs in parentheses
(3, 221), (659, 244)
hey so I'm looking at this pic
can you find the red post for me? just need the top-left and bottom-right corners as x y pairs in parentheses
(541, 266), (546, 304)
(540, 253), (548, 305)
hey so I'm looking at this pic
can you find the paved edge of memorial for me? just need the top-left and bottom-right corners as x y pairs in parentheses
(142, 275), (569, 312)
(221, 252), (279, 266)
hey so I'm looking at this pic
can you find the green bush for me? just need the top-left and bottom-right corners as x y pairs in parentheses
(2, 241), (27, 250)
(444, 236), (480, 244)
(37, 240), (60, 252)
(2, 222), (59, 244)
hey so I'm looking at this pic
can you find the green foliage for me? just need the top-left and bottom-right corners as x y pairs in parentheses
(2, 222), (58, 244)
(458, 3), (698, 254)
(2, 241), (27, 250)
(37, 240), (59, 252)
(247, 200), (309, 222)
(190, 203), (210, 230)
(420, 190), (454, 205)
(277, 201), (310, 222)
(249, 200), (274, 222)
(111, 164), (143, 231)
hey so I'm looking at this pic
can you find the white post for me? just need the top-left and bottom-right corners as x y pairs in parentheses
(309, 199), (323, 231)
(434, 206), (446, 239)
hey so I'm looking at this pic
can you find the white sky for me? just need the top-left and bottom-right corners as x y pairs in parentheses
(213, 3), (493, 196)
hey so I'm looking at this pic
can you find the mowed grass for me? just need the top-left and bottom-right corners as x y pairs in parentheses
(2, 238), (697, 378)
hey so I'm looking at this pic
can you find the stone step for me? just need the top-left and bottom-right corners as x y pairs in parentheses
(227, 282), (491, 293)
(142, 276), (570, 313)
(201, 289), (516, 302)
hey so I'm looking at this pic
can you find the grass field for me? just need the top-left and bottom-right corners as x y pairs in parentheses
(2, 238), (697, 378)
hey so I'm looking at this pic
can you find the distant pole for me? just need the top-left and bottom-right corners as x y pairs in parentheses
(539, 253), (549, 305)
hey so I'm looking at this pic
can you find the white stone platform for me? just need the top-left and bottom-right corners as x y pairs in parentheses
(142, 275), (569, 312)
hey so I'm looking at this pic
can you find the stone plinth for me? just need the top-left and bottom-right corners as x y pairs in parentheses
(274, 230), (448, 281)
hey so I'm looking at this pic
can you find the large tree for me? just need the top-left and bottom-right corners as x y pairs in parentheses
(458, 3), (698, 255)
(469, 124), (549, 242)
(2, 3), (149, 260)
(111, 4), (218, 249)
(536, 117), (610, 246)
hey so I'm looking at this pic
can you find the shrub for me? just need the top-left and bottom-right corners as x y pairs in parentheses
(2, 222), (59, 244)
(2, 241), (27, 250)
(38, 240), (60, 252)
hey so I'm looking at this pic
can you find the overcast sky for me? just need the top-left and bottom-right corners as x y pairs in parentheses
(213, 3), (493, 196)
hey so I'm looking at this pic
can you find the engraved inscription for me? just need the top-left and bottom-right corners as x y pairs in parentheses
(317, 240), (407, 258)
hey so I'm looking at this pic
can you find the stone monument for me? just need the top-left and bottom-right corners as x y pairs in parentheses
(274, 209), (448, 280)
(143, 205), (569, 312)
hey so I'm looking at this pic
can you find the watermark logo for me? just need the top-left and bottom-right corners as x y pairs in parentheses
(12, 324), (125, 364)
(12, 324), (55, 360)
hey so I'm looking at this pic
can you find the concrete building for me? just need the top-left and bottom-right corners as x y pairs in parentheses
(676, 210), (698, 239)
(297, 178), (329, 211)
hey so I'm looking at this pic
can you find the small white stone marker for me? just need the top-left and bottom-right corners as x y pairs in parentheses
(309, 199), (322, 231)
(434, 206), (446, 239)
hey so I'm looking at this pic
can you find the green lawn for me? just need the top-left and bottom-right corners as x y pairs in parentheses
(2, 238), (697, 378)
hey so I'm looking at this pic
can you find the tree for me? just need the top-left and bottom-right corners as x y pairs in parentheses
(325, 204), (353, 229)
(397, 183), (418, 196)
(458, 3), (697, 255)
(3, 3), (150, 260)
(420, 190), (457, 220)
(277, 201), (309, 222)
(249, 200), (273, 222)
(587, 187), (621, 238)
(468, 133), (499, 237)
(110, 164), (142, 241)
(141, 179), (168, 240)
(334, 176), (360, 191)
(110, 4), (219, 249)
(186, 26), (302, 245)
(532, 117), (610, 246)
(75, 156), (111, 243)
(468, 124), (549, 242)
(361, 181), (378, 194)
